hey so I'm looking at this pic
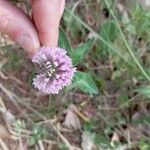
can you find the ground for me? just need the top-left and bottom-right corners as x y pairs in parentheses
(0, 0), (150, 150)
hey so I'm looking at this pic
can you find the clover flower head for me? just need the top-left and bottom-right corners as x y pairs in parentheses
(32, 47), (76, 94)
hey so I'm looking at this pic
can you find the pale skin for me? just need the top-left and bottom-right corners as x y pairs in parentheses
(0, 0), (65, 56)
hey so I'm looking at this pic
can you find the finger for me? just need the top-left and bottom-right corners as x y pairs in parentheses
(31, 0), (63, 48)
(60, 0), (66, 19)
(0, 0), (39, 55)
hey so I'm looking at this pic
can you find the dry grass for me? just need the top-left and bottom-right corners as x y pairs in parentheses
(0, 0), (150, 150)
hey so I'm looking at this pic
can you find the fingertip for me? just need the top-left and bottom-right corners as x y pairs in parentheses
(39, 28), (59, 48)
(31, 0), (61, 47)
(0, 0), (40, 56)
(15, 33), (40, 56)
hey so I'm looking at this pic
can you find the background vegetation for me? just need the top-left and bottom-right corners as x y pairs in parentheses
(0, 0), (150, 149)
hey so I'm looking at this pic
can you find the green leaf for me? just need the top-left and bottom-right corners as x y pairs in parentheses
(117, 94), (129, 107)
(73, 71), (99, 94)
(71, 39), (94, 65)
(139, 139), (150, 150)
(100, 20), (118, 41)
(98, 20), (118, 54)
(136, 86), (150, 98)
(58, 27), (72, 56)
(63, 9), (85, 39)
(58, 28), (94, 66)
(28, 137), (36, 146)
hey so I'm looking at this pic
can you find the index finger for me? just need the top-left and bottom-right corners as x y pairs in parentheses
(31, 0), (63, 48)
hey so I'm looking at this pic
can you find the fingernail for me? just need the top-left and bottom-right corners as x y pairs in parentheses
(16, 34), (38, 55)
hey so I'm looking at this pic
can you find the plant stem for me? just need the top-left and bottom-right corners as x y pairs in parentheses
(103, 0), (150, 81)
(65, 8), (136, 70)
(65, 5), (150, 81)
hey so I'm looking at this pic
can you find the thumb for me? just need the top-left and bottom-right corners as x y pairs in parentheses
(0, 0), (39, 55)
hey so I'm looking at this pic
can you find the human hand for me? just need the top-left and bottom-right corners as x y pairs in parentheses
(0, 0), (65, 56)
